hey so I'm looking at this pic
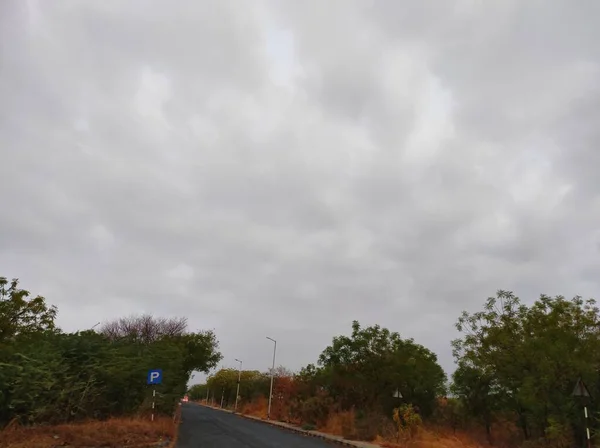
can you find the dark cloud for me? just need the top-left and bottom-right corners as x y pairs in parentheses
(1, 0), (599, 379)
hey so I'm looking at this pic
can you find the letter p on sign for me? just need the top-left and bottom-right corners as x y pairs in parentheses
(147, 369), (163, 385)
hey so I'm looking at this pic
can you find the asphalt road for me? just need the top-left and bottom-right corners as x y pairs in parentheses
(177, 404), (338, 448)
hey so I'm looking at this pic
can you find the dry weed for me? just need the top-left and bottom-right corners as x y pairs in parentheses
(1, 417), (175, 448)
(239, 396), (268, 419)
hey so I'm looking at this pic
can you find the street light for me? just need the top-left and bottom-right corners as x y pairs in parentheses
(91, 322), (101, 331)
(266, 337), (277, 420)
(234, 358), (242, 412)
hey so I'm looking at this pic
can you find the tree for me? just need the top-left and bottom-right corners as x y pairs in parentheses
(317, 320), (447, 416)
(100, 314), (187, 343)
(452, 290), (600, 446)
(100, 314), (222, 376)
(206, 368), (269, 407)
(0, 276), (223, 427)
(176, 331), (223, 375)
(0, 277), (57, 343)
(451, 362), (498, 442)
(188, 383), (208, 401)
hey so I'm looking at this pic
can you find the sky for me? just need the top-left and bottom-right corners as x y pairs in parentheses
(1, 0), (599, 383)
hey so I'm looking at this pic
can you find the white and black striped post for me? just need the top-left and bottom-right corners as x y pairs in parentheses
(151, 388), (156, 422)
(572, 377), (592, 448)
(584, 404), (591, 448)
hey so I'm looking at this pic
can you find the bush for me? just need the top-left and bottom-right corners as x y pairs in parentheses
(352, 410), (382, 441)
(298, 395), (333, 426)
(393, 404), (422, 442)
(0, 277), (222, 427)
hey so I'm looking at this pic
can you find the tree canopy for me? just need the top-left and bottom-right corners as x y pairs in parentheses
(451, 290), (600, 446)
(316, 320), (447, 416)
(0, 277), (57, 344)
(0, 276), (222, 427)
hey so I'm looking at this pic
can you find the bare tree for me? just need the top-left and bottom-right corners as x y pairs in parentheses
(100, 314), (188, 343)
(273, 366), (293, 378)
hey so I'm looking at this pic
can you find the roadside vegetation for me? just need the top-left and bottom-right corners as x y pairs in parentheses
(0, 276), (221, 447)
(190, 291), (600, 448)
(3, 275), (598, 447)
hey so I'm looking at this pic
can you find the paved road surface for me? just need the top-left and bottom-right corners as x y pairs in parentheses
(177, 404), (338, 448)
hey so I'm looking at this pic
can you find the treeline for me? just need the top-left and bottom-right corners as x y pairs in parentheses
(190, 291), (600, 447)
(451, 291), (600, 446)
(0, 277), (222, 426)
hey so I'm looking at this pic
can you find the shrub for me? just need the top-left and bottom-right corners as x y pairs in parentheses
(393, 404), (422, 442)
(298, 395), (333, 426)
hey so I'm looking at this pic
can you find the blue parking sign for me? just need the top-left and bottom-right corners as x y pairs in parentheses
(147, 369), (163, 385)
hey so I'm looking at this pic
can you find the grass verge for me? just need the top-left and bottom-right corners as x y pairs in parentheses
(1, 416), (177, 448)
(232, 399), (486, 448)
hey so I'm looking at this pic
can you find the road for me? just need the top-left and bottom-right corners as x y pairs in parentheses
(177, 404), (338, 448)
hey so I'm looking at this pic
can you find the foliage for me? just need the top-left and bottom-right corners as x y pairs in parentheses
(452, 290), (600, 446)
(187, 383), (208, 401)
(7, 276), (600, 448)
(204, 368), (270, 409)
(431, 397), (466, 433)
(193, 292), (600, 448)
(0, 277), (222, 427)
(393, 403), (422, 441)
(0, 277), (57, 344)
(317, 320), (447, 416)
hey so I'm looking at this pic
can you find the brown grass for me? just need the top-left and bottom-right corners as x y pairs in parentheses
(239, 396), (268, 419)
(373, 427), (489, 448)
(318, 409), (351, 436)
(200, 397), (492, 448)
(1, 416), (177, 448)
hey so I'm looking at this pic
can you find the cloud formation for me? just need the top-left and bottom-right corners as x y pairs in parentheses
(1, 0), (599, 378)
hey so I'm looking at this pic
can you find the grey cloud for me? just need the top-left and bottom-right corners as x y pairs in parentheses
(1, 0), (599, 379)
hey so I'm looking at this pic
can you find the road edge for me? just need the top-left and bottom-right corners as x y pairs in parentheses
(193, 403), (379, 448)
(168, 403), (183, 448)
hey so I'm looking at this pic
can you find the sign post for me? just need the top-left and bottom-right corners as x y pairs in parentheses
(572, 377), (592, 448)
(234, 358), (243, 412)
(147, 369), (163, 422)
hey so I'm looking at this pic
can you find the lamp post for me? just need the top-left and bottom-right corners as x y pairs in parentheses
(234, 358), (242, 412)
(266, 337), (277, 420)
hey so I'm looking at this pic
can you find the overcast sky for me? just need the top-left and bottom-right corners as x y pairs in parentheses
(1, 0), (599, 381)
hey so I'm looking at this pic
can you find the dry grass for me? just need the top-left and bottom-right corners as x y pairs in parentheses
(374, 429), (487, 448)
(318, 409), (351, 436)
(1, 416), (176, 448)
(234, 397), (488, 447)
(239, 396), (268, 419)
(251, 400), (488, 448)
(204, 397), (491, 448)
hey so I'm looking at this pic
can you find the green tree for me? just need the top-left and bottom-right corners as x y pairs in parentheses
(188, 383), (208, 401)
(206, 368), (269, 408)
(317, 320), (446, 416)
(0, 276), (223, 427)
(452, 290), (600, 446)
(0, 277), (57, 343)
(451, 362), (498, 441)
